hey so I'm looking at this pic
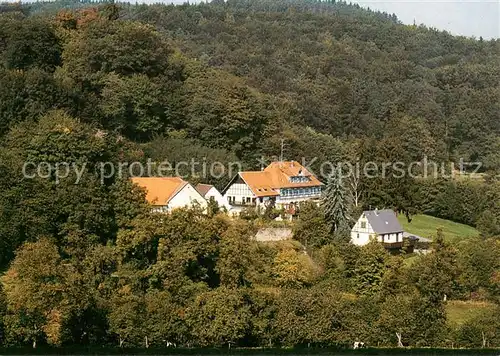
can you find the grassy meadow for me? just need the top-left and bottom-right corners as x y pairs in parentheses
(398, 215), (479, 242)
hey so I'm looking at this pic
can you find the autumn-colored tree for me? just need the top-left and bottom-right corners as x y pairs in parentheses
(216, 220), (254, 288)
(293, 201), (331, 248)
(271, 248), (318, 288)
(2, 238), (65, 347)
(186, 287), (251, 347)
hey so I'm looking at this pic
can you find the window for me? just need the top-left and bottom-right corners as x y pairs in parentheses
(357, 233), (360, 239)
(361, 221), (366, 229)
(289, 176), (310, 183)
(246, 197), (251, 204)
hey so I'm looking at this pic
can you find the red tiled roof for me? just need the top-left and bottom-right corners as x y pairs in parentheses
(195, 183), (214, 197)
(238, 161), (323, 197)
(131, 177), (187, 206)
(239, 171), (279, 197)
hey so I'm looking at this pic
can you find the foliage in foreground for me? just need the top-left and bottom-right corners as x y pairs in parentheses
(0, 0), (498, 350)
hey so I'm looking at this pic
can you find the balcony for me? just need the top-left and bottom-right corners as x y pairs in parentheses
(383, 238), (417, 252)
(383, 241), (404, 249)
(278, 192), (321, 200)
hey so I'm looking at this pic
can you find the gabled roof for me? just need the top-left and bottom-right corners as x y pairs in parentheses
(229, 161), (323, 198)
(264, 161), (322, 189)
(364, 209), (403, 234)
(131, 177), (187, 206)
(195, 183), (214, 197)
(239, 171), (279, 197)
(265, 161), (312, 177)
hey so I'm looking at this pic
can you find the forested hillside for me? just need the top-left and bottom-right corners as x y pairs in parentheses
(127, 0), (499, 164)
(0, 0), (498, 350)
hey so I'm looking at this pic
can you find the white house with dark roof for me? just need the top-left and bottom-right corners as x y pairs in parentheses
(351, 209), (404, 248)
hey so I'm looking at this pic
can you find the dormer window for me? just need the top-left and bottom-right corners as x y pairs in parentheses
(290, 176), (310, 183)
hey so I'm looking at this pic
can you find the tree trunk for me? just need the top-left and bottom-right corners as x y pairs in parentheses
(145, 336), (149, 348)
(33, 323), (37, 349)
(350, 174), (361, 207)
(396, 332), (403, 347)
(119, 337), (124, 347)
(482, 331), (486, 348)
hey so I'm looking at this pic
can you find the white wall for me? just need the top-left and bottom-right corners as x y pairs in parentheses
(205, 187), (230, 210)
(168, 184), (208, 211)
(223, 183), (256, 206)
(351, 215), (375, 246)
(377, 232), (404, 243)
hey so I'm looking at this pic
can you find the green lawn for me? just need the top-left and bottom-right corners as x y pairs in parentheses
(398, 214), (479, 242)
(446, 300), (496, 327)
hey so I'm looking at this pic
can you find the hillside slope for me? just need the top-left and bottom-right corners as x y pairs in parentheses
(398, 214), (479, 241)
(122, 0), (500, 167)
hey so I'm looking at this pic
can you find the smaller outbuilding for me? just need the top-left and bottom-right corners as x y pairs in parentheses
(195, 183), (228, 210)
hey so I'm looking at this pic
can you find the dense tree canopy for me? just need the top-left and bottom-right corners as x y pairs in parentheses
(0, 0), (497, 350)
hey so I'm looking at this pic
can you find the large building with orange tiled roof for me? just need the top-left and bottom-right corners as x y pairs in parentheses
(222, 161), (323, 214)
(131, 177), (207, 213)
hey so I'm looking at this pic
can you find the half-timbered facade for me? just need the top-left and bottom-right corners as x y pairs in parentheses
(222, 161), (323, 214)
